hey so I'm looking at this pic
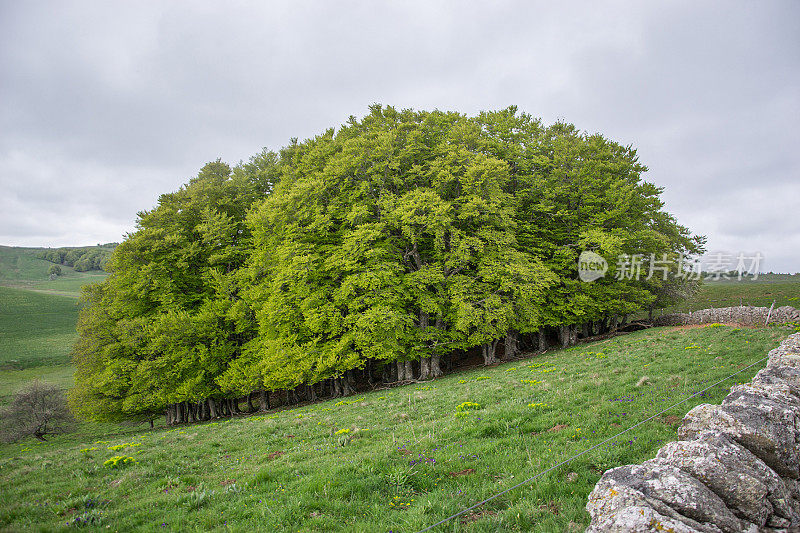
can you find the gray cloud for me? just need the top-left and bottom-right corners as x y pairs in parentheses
(1, 0), (798, 271)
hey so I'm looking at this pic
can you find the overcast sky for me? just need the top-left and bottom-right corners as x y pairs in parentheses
(1, 1), (798, 272)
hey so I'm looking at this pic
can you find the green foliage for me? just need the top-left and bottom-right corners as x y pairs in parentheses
(37, 245), (116, 273)
(48, 265), (62, 277)
(70, 105), (705, 424)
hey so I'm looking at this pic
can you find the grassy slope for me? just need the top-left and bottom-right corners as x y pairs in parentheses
(0, 286), (80, 407)
(0, 246), (106, 405)
(0, 325), (787, 532)
(0, 245), (107, 298)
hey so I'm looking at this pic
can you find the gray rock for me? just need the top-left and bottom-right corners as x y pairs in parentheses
(586, 504), (708, 533)
(751, 366), (800, 401)
(654, 430), (794, 525)
(585, 462), (743, 533)
(679, 402), (799, 479)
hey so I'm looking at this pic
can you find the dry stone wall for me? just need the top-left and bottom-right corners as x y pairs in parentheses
(654, 305), (800, 328)
(585, 333), (800, 532)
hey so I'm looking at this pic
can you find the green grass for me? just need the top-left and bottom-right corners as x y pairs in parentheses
(0, 245), (107, 298)
(0, 325), (787, 532)
(0, 287), (80, 370)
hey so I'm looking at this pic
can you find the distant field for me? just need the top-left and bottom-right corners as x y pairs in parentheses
(0, 245), (107, 298)
(0, 325), (787, 532)
(0, 286), (80, 370)
(661, 277), (800, 315)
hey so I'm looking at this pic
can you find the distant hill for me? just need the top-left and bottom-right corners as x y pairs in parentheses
(0, 245), (110, 297)
(34, 243), (117, 272)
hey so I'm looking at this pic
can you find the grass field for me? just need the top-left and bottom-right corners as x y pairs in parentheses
(0, 246), (106, 405)
(0, 324), (787, 532)
(0, 245), (107, 298)
(0, 287), (80, 370)
(660, 277), (800, 315)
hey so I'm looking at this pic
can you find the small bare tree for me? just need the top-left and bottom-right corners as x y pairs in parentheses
(1, 380), (74, 442)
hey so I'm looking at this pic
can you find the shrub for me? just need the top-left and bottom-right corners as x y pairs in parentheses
(0, 380), (74, 442)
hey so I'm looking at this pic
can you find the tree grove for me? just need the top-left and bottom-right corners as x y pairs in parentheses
(70, 106), (704, 424)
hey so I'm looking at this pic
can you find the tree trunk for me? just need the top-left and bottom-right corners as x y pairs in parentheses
(504, 330), (519, 360)
(208, 398), (218, 418)
(419, 357), (431, 380)
(396, 360), (407, 381)
(174, 403), (183, 424)
(229, 398), (239, 415)
(259, 391), (269, 411)
(648, 306), (654, 322)
(165, 406), (172, 426)
(341, 376), (355, 396)
(366, 359), (375, 387)
(332, 378), (342, 398)
(404, 361), (413, 381)
(558, 325), (570, 348)
(581, 322), (590, 338)
(569, 325), (578, 345)
(247, 392), (256, 412)
(150, 418), (155, 429)
(482, 342), (498, 365)
(538, 329), (547, 352)
(430, 355), (443, 377)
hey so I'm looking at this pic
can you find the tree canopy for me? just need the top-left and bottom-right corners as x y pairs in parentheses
(70, 106), (704, 424)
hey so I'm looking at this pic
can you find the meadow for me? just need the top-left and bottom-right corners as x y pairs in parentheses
(1, 248), (797, 531)
(0, 247), (105, 405)
(0, 324), (787, 532)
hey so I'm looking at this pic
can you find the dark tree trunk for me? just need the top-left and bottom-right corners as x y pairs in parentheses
(581, 322), (590, 338)
(332, 378), (342, 398)
(430, 355), (443, 377)
(569, 325), (578, 346)
(175, 403), (183, 424)
(419, 357), (431, 380)
(558, 325), (570, 348)
(538, 329), (547, 352)
(340, 376), (355, 397)
(259, 391), (269, 411)
(150, 418), (155, 429)
(482, 342), (498, 365)
(308, 384), (317, 402)
(504, 330), (519, 360)
(396, 361), (406, 381)
(247, 392), (256, 412)
(366, 359), (375, 387)
(208, 398), (218, 418)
